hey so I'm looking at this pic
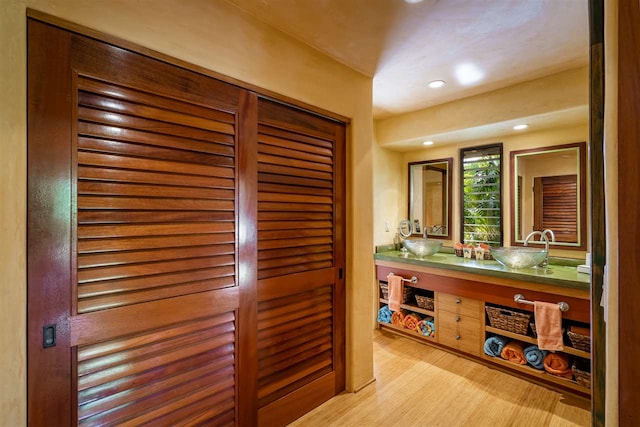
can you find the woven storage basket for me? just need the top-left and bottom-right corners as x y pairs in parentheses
(572, 361), (591, 388)
(379, 282), (414, 303)
(567, 329), (591, 352)
(415, 295), (434, 310)
(485, 306), (531, 335)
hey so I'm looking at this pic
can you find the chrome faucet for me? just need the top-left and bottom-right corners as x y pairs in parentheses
(542, 229), (556, 244)
(524, 230), (550, 268)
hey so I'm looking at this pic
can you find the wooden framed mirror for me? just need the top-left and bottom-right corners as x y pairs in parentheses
(510, 141), (587, 250)
(408, 158), (453, 239)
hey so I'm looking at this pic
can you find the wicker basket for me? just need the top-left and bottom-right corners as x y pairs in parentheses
(415, 295), (434, 310)
(567, 329), (591, 352)
(379, 281), (414, 303)
(485, 306), (531, 335)
(572, 360), (591, 388)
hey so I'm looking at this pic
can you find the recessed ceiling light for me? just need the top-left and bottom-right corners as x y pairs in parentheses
(404, 0), (424, 3)
(427, 80), (446, 88)
(455, 63), (484, 86)
(513, 124), (529, 130)
(423, 140), (434, 146)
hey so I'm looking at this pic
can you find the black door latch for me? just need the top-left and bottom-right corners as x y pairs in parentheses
(43, 324), (56, 348)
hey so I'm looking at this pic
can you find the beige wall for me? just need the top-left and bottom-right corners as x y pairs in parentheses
(1, 1), (375, 425)
(0, 1), (27, 423)
(372, 138), (403, 247)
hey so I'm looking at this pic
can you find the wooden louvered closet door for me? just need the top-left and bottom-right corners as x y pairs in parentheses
(28, 19), (346, 427)
(255, 99), (345, 427)
(28, 20), (253, 426)
(533, 175), (578, 243)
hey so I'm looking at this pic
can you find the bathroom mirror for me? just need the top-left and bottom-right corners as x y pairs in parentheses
(408, 158), (452, 239)
(510, 142), (587, 250)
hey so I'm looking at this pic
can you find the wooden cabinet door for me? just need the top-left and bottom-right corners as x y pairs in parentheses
(255, 99), (346, 427)
(438, 311), (481, 355)
(28, 20), (248, 426)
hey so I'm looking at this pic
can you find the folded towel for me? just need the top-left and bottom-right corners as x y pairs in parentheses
(483, 336), (509, 357)
(534, 301), (564, 351)
(391, 310), (406, 327)
(388, 275), (404, 312)
(524, 345), (548, 370)
(500, 341), (527, 365)
(403, 313), (422, 331)
(417, 317), (435, 337)
(543, 353), (573, 379)
(377, 305), (393, 323)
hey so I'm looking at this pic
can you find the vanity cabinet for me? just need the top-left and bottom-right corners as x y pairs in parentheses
(375, 257), (591, 397)
(437, 293), (482, 356)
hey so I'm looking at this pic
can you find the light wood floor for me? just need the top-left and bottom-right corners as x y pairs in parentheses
(289, 330), (590, 427)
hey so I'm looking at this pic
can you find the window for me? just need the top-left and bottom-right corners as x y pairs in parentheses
(460, 144), (503, 246)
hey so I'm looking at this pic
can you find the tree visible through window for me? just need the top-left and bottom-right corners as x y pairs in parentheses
(461, 144), (503, 246)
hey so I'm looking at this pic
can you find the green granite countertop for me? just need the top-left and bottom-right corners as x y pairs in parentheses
(374, 250), (590, 291)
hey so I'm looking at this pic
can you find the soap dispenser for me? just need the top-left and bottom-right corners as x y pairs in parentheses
(393, 232), (400, 251)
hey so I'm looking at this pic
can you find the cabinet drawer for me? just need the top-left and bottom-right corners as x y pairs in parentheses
(438, 293), (481, 318)
(438, 311), (481, 355)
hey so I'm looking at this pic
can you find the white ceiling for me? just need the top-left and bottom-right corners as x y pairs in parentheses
(226, 0), (589, 120)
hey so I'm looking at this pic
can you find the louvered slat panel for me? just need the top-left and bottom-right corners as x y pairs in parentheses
(255, 99), (344, 425)
(76, 77), (236, 313)
(539, 175), (578, 243)
(256, 286), (333, 407)
(78, 136), (234, 168)
(77, 313), (236, 426)
(79, 245), (234, 268)
(258, 244), (333, 260)
(256, 124), (334, 280)
(78, 233), (235, 253)
(78, 165), (235, 189)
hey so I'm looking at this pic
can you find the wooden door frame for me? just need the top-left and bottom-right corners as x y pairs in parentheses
(26, 19), (74, 425)
(588, 0), (606, 425)
(617, 0), (640, 424)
